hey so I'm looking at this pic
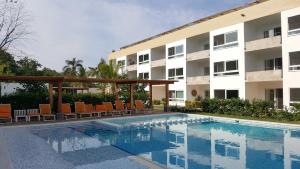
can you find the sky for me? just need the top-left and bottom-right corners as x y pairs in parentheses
(17, 0), (252, 71)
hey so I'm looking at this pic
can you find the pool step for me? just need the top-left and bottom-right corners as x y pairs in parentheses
(131, 117), (213, 128)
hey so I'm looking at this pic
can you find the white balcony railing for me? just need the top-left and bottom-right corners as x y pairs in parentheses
(187, 50), (209, 62)
(187, 76), (210, 85)
(245, 36), (281, 52)
(127, 64), (137, 72)
(151, 59), (166, 68)
(246, 70), (282, 82)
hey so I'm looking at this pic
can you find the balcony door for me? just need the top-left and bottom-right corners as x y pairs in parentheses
(265, 88), (283, 109)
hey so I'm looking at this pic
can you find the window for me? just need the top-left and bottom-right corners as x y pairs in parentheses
(265, 58), (282, 70)
(274, 27), (281, 36)
(169, 90), (184, 101)
(264, 30), (269, 38)
(204, 44), (210, 50)
(214, 60), (239, 76)
(138, 54), (149, 64)
(214, 62), (224, 73)
(204, 67), (210, 76)
(289, 51), (300, 71)
(168, 45), (184, 58)
(213, 31), (238, 50)
(214, 89), (239, 99)
(168, 68), (184, 80)
(288, 15), (300, 35)
(205, 90), (210, 98)
(227, 90), (239, 99)
(117, 60), (125, 67)
(290, 88), (300, 104)
(226, 60), (238, 71)
(226, 31), (238, 43)
(215, 90), (225, 99)
(138, 72), (149, 79)
(118, 60), (125, 67)
(214, 34), (224, 46)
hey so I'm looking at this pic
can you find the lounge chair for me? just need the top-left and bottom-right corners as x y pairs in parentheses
(61, 103), (77, 120)
(95, 104), (106, 117)
(0, 104), (12, 123)
(115, 100), (127, 115)
(14, 110), (27, 122)
(84, 104), (95, 117)
(135, 100), (152, 114)
(26, 109), (41, 122)
(103, 102), (121, 116)
(126, 102), (135, 115)
(75, 102), (92, 118)
(39, 104), (56, 121)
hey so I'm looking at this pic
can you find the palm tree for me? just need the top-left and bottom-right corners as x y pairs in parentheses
(63, 58), (83, 77)
(87, 58), (122, 93)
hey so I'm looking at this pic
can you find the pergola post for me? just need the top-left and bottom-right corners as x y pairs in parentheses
(115, 83), (119, 100)
(57, 81), (62, 114)
(165, 84), (169, 112)
(149, 83), (153, 108)
(130, 83), (134, 106)
(49, 83), (53, 106)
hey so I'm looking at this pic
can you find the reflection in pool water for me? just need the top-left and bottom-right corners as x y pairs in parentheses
(33, 121), (300, 169)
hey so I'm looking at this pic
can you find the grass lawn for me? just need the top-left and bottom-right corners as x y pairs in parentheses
(191, 112), (300, 125)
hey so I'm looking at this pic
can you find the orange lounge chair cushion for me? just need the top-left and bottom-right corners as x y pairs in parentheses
(95, 105), (106, 112)
(115, 100), (125, 111)
(103, 102), (114, 112)
(39, 104), (51, 115)
(0, 104), (11, 118)
(75, 102), (85, 113)
(84, 104), (94, 113)
(135, 100), (144, 110)
(61, 103), (72, 114)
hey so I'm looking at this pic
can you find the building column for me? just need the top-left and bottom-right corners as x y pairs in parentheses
(165, 84), (169, 112)
(57, 82), (62, 114)
(49, 83), (53, 106)
(149, 83), (153, 108)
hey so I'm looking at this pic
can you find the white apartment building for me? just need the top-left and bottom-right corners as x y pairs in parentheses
(109, 0), (300, 108)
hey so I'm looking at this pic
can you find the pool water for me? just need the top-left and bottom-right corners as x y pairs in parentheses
(33, 114), (300, 169)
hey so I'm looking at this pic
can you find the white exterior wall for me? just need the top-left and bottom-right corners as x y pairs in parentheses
(281, 7), (300, 107)
(210, 23), (246, 99)
(116, 56), (127, 75)
(0, 83), (23, 96)
(137, 49), (151, 79)
(166, 39), (187, 106)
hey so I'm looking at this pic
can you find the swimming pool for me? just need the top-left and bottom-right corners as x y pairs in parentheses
(5, 113), (300, 169)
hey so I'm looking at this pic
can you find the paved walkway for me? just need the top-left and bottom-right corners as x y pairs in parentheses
(0, 114), (168, 169)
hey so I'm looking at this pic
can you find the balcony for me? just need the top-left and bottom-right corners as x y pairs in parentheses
(187, 50), (209, 62)
(187, 76), (209, 85)
(245, 36), (281, 52)
(151, 59), (166, 68)
(246, 70), (282, 82)
(127, 64), (137, 72)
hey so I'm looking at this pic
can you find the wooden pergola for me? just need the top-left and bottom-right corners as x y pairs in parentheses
(0, 76), (176, 113)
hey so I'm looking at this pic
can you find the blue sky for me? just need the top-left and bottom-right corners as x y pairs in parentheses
(20, 0), (252, 71)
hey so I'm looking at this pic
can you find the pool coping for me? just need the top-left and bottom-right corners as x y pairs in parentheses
(196, 114), (300, 130)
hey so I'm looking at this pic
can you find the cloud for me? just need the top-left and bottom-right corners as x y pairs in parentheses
(18, 0), (251, 71)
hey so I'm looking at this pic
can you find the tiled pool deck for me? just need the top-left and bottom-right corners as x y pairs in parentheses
(0, 112), (169, 169)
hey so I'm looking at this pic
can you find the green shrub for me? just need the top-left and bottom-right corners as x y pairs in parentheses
(153, 100), (161, 105)
(0, 92), (49, 110)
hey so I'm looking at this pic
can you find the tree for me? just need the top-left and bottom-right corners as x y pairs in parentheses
(63, 58), (83, 77)
(0, 49), (17, 75)
(0, 0), (30, 51)
(87, 59), (122, 93)
(16, 56), (42, 76)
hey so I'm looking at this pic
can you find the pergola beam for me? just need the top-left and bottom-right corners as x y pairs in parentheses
(0, 76), (176, 113)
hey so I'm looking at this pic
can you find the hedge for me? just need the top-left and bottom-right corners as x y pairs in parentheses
(0, 91), (150, 112)
(171, 98), (300, 121)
